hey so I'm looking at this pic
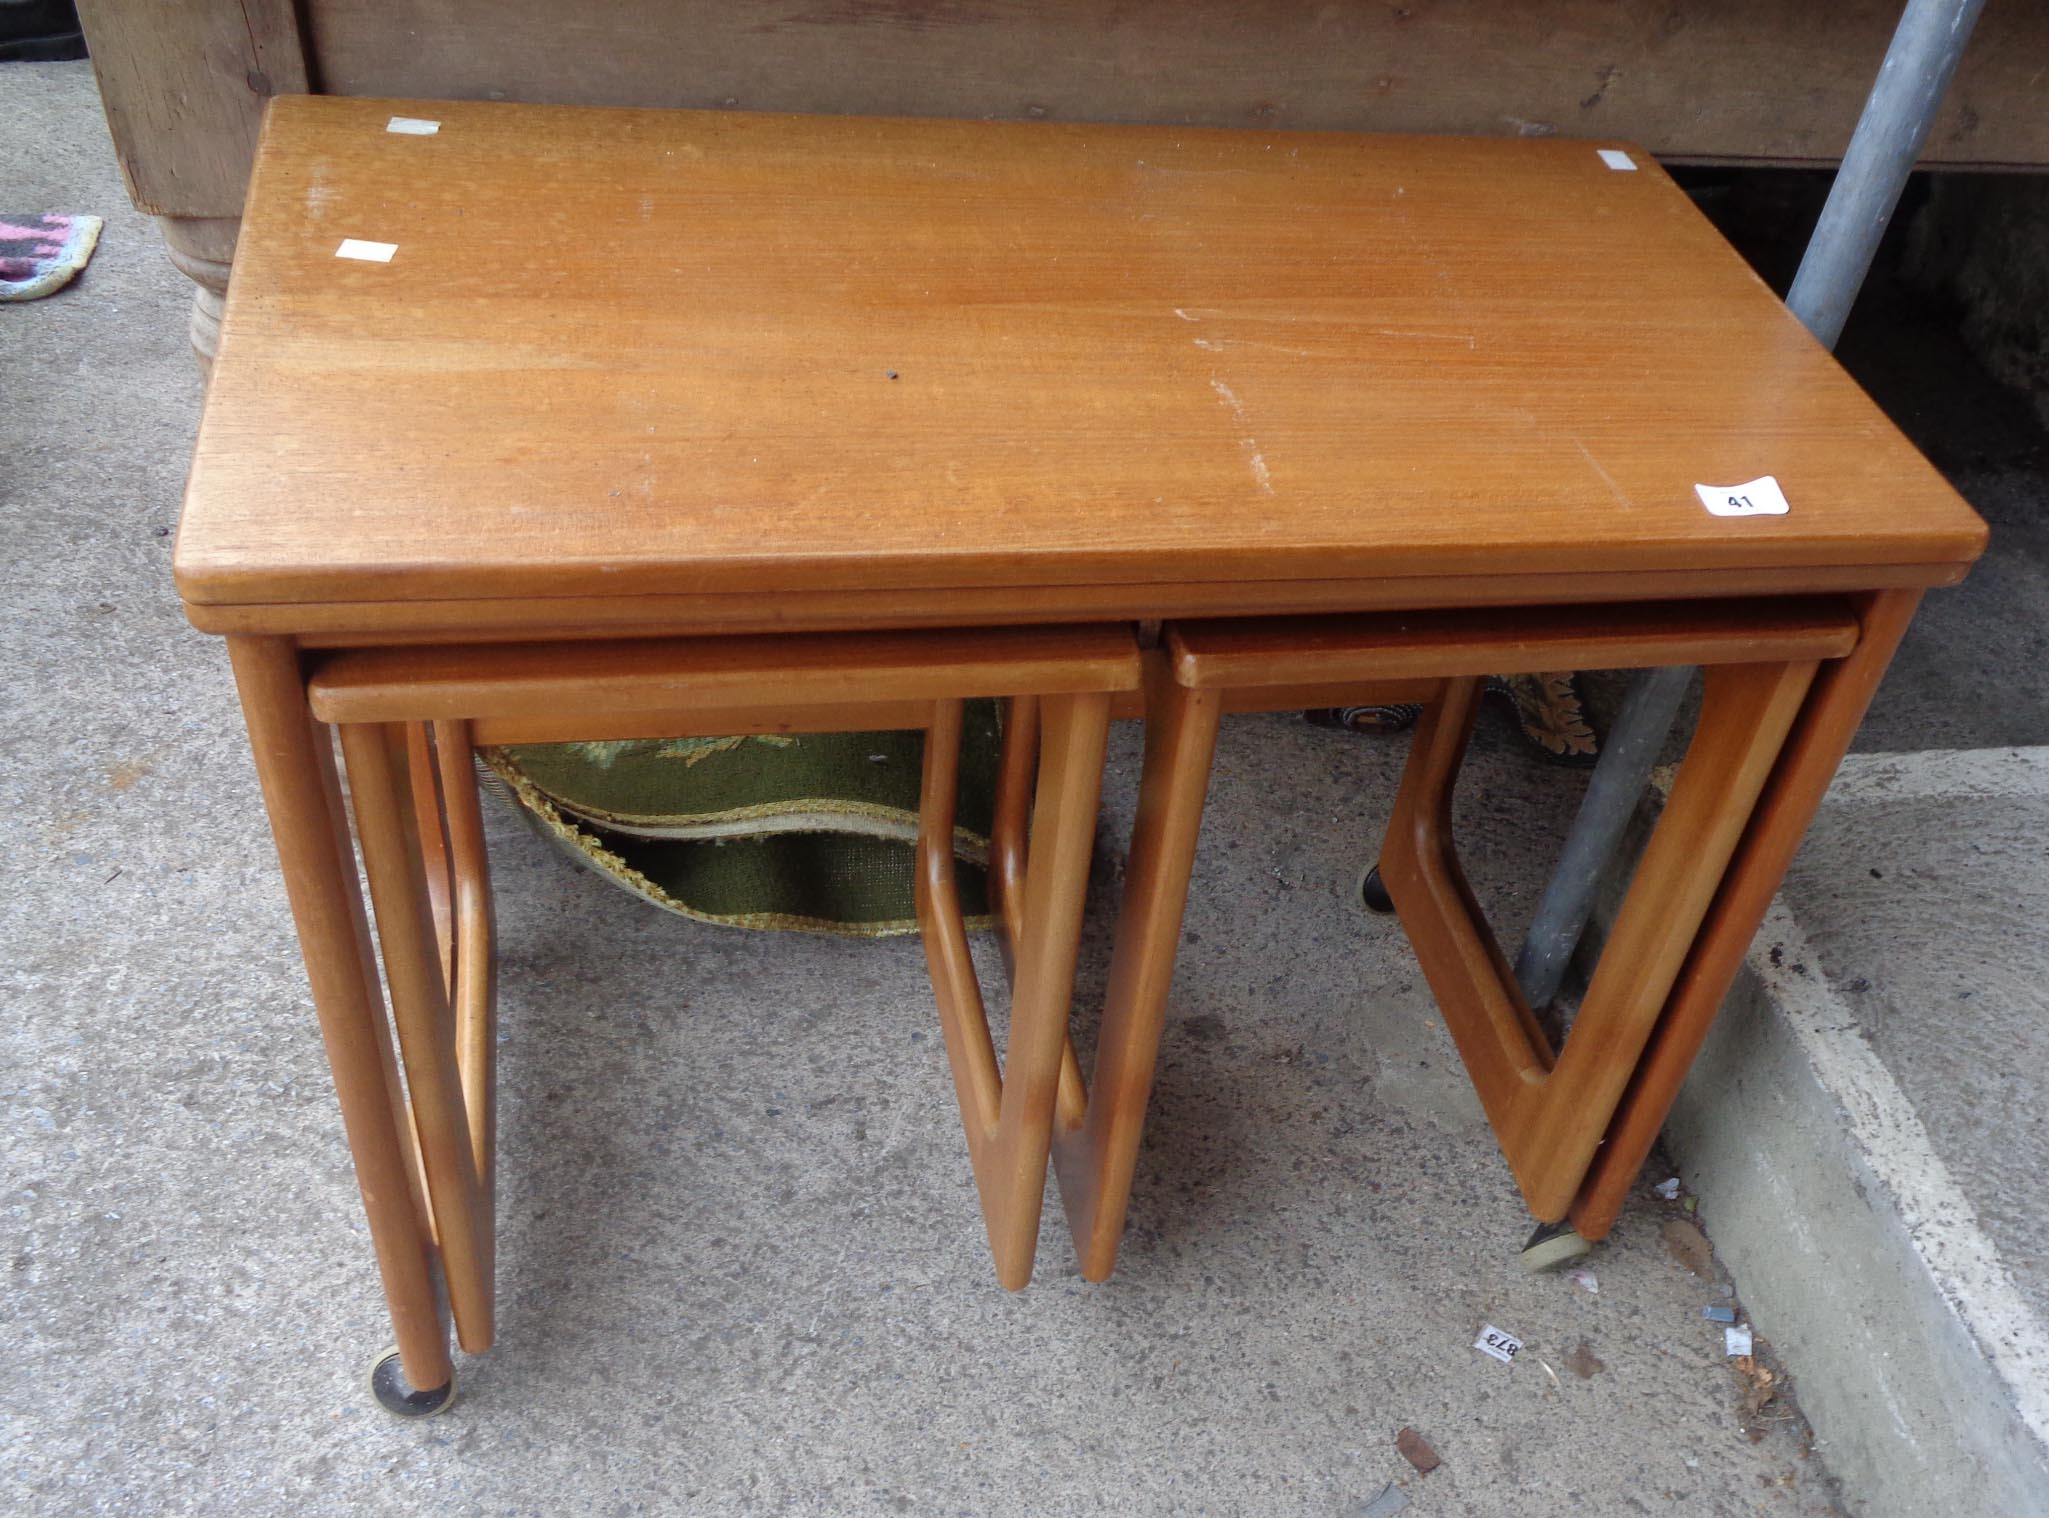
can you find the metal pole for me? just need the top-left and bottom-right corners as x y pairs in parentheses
(1512, 664), (1692, 1008)
(1786, 0), (1989, 348)
(1509, 0), (1986, 1013)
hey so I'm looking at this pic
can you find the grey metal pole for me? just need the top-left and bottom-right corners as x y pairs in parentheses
(1786, 0), (1989, 348)
(1508, 0), (1986, 1014)
(1511, 664), (1692, 1007)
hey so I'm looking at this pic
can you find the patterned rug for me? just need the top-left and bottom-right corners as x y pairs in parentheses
(489, 675), (1595, 937)
(0, 213), (101, 301)
(1308, 671), (1601, 766)
(482, 702), (1003, 938)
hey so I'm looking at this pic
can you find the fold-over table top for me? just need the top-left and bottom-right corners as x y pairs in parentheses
(177, 96), (1984, 633)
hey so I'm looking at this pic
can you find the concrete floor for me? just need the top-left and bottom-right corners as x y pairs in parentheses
(6, 59), (2042, 1517)
(1665, 749), (2049, 1516)
(1787, 783), (2049, 1314)
(1645, 169), (2049, 1517)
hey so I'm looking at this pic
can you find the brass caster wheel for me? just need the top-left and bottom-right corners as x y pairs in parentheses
(1520, 1219), (1593, 1273)
(1357, 863), (1395, 915)
(368, 1346), (458, 1418)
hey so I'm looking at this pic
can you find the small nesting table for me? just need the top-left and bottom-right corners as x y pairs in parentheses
(175, 95), (1984, 1411)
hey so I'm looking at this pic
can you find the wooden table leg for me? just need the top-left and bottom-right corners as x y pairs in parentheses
(919, 692), (1110, 1288)
(339, 722), (494, 1353)
(225, 636), (452, 1396)
(991, 696), (1095, 1138)
(1052, 664), (1223, 1281)
(405, 722), (456, 996)
(434, 719), (498, 1244)
(989, 695), (1037, 961)
(1569, 588), (1925, 1240)
(1383, 660), (1819, 1221)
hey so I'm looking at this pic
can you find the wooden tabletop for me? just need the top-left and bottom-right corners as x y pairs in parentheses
(177, 95), (1984, 634)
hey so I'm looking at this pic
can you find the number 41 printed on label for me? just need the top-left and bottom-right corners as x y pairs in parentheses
(1696, 475), (1791, 517)
(1474, 1324), (1524, 1365)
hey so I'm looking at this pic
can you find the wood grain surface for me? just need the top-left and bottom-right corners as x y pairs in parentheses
(176, 96), (1985, 624)
(305, 625), (1143, 724)
(1167, 597), (1859, 687)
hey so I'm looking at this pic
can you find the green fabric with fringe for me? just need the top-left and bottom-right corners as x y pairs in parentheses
(482, 702), (1002, 938)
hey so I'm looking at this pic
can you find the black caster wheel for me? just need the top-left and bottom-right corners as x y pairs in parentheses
(1520, 1219), (1593, 1274)
(1357, 863), (1395, 915)
(368, 1345), (458, 1418)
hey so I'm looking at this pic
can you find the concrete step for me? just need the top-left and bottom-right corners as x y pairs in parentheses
(1663, 745), (2049, 1516)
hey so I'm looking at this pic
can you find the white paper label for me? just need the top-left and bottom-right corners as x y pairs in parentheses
(1725, 1324), (1755, 1357)
(1474, 1325), (1524, 1364)
(386, 116), (441, 136)
(1598, 148), (1638, 172)
(335, 239), (398, 263)
(1696, 475), (1790, 517)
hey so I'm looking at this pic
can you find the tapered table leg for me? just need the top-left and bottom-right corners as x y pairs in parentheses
(1381, 662), (1817, 1221)
(992, 698), (1094, 1132)
(434, 720), (498, 1245)
(1569, 589), (1924, 1239)
(1052, 666), (1223, 1281)
(226, 636), (452, 1396)
(340, 722), (494, 1353)
(919, 692), (1111, 1289)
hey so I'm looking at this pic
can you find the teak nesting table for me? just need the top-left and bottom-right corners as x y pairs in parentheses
(175, 96), (1985, 1413)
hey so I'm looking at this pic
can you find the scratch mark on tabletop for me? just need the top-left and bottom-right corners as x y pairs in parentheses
(1209, 379), (1275, 495)
(1574, 438), (1634, 510)
(1371, 328), (1477, 349)
(1196, 336), (1318, 358)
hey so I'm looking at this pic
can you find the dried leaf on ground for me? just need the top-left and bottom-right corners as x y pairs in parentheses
(1394, 1427), (1441, 1475)
(1736, 1355), (1781, 1417)
(1660, 1218), (1718, 1280)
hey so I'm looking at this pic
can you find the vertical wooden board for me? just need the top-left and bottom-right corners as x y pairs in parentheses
(77, 0), (309, 217)
(300, 0), (2049, 168)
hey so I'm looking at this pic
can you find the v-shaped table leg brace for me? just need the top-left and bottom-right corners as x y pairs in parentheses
(1380, 660), (1818, 1220)
(1042, 668), (1226, 1282)
(918, 693), (1111, 1289)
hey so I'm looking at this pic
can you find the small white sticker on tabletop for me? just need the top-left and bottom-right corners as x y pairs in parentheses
(386, 117), (441, 135)
(335, 239), (398, 263)
(1725, 1324), (1755, 1357)
(1697, 475), (1790, 517)
(1598, 148), (1638, 171)
(1474, 1325), (1524, 1364)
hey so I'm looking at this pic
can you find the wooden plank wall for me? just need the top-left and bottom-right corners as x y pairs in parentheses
(76, 0), (308, 217)
(78, 0), (2049, 226)
(307, 1), (2049, 168)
